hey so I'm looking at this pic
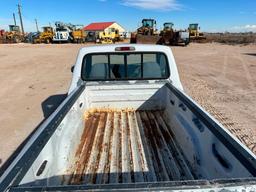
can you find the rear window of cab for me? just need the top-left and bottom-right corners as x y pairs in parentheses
(81, 52), (170, 81)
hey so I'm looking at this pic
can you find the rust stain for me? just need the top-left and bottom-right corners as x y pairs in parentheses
(102, 112), (114, 184)
(69, 108), (194, 185)
(70, 112), (100, 184)
(140, 111), (163, 181)
(126, 111), (134, 183)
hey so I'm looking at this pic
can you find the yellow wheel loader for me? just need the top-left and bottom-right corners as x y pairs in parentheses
(33, 26), (54, 44)
(188, 23), (206, 42)
(130, 19), (161, 44)
(159, 23), (190, 46)
(5, 25), (24, 43)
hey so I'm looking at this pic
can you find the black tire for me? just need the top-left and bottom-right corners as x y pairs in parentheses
(32, 38), (37, 44)
(185, 39), (190, 46)
(45, 38), (50, 44)
(130, 37), (136, 44)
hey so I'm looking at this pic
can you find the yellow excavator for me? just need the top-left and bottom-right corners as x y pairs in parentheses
(130, 19), (161, 44)
(188, 23), (206, 42)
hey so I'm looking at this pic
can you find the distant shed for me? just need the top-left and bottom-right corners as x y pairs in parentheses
(83, 21), (125, 33)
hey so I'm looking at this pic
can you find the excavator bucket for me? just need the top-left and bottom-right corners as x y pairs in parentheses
(135, 34), (161, 44)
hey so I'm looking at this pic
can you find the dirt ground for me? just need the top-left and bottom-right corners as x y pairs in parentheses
(0, 43), (255, 167)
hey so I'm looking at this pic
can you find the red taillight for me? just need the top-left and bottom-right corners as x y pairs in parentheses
(115, 46), (135, 51)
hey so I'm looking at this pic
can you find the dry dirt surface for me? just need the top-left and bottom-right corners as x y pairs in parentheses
(0, 43), (255, 168)
(205, 33), (256, 45)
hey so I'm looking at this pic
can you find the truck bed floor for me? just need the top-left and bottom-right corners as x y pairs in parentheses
(68, 109), (195, 185)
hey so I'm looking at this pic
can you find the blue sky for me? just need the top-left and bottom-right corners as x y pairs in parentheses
(0, 0), (255, 32)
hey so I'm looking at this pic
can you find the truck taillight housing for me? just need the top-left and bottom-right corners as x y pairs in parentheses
(115, 46), (135, 51)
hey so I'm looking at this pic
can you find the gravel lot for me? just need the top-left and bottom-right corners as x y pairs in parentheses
(0, 43), (255, 167)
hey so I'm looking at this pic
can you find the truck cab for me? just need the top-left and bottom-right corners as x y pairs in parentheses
(53, 22), (73, 42)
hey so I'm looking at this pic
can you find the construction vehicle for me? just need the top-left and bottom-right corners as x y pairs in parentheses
(72, 25), (86, 43)
(130, 19), (161, 44)
(188, 23), (206, 42)
(85, 31), (97, 42)
(5, 25), (24, 43)
(138, 19), (157, 35)
(0, 29), (4, 36)
(158, 22), (190, 46)
(53, 22), (86, 43)
(32, 26), (54, 44)
(96, 28), (120, 44)
(25, 32), (39, 43)
(53, 22), (74, 43)
(0, 29), (5, 43)
(1, 44), (256, 191)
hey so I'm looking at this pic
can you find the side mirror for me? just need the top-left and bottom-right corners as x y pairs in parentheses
(71, 65), (74, 73)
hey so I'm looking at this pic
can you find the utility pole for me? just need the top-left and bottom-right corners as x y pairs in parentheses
(13, 13), (17, 26)
(17, 3), (24, 34)
(35, 19), (39, 32)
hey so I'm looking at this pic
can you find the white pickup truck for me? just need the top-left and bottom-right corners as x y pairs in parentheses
(0, 44), (256, 191)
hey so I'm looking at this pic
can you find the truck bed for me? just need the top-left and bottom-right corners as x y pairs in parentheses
(68, 109), (195, 185)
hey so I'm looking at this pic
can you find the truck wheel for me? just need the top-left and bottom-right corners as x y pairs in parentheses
(46, 39), (50, 44)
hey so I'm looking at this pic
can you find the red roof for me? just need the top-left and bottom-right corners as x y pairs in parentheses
(83, 22), (115, 31)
